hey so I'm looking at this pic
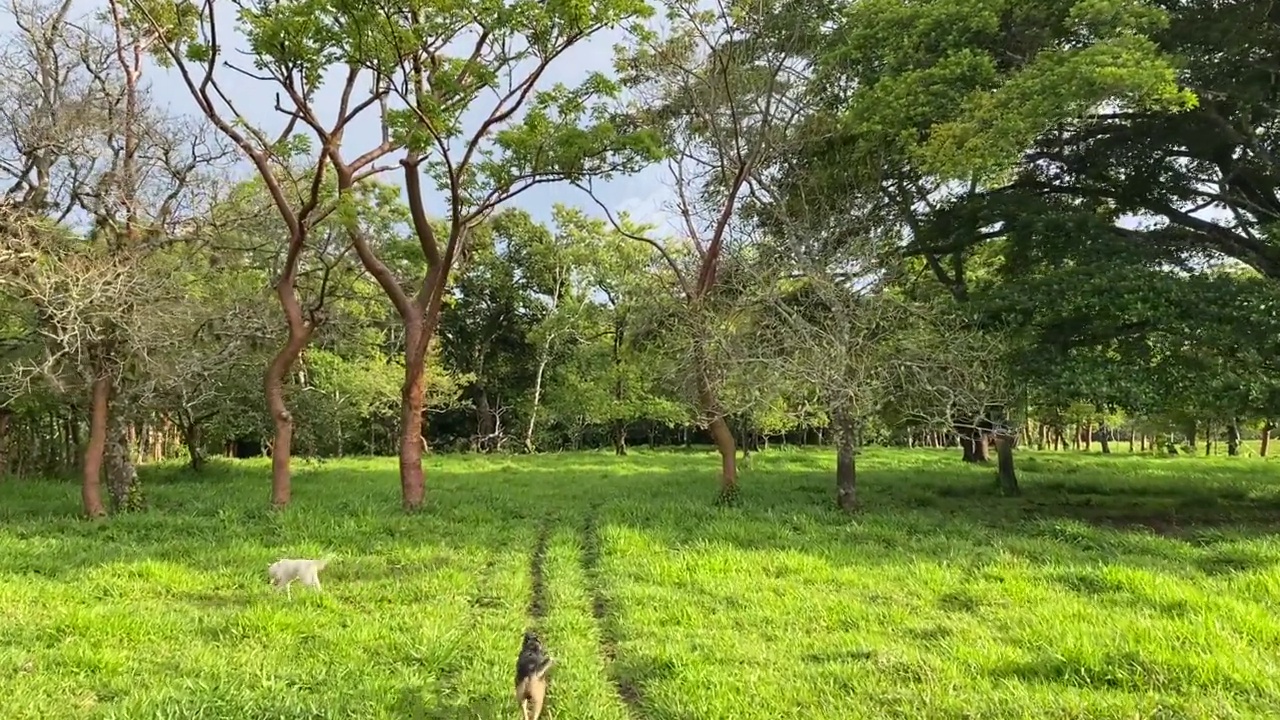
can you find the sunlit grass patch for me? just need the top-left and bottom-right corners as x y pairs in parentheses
(0, 447), (1277, 718)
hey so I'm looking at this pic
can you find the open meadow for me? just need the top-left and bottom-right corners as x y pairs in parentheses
(1, 448), (1278, 719)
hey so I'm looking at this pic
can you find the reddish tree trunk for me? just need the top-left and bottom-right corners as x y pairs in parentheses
(82, 376), (109, 518)
(707, 414), (737, 497)
(399, 338), (426, 510)
(265, 300), (313, 508)
(697, 375), (737, 497)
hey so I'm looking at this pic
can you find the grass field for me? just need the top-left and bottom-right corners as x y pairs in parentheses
(1, 448), (1278, 719)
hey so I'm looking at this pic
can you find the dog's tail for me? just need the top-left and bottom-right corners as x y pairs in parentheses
(533, 657), (555, 679)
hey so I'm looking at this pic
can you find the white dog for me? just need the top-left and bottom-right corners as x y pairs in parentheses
(267, 557), (332, 598)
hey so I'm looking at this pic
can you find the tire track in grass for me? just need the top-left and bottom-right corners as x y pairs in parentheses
(416, 528), (531, 719)
(580, 508), (646, 717)
(540, 524), (634, 720)
(528, 518), (551, 622)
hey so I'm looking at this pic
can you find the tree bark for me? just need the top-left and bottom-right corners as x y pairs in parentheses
(834, 412), (857, 512)
(522, 350), (551, 453)
(1083, 422), (1092, 451)
(1261, 422), (1273, 458)
(0, 409), (10, 476)
(1226, 418), (1241, 456)
(613, 421), (627, 456)
(1185, 420), (1197, 451)
(707, 413), (737, 498)
(82, 376), (109, 518)
(960, 427), (990, 463)
(1098, 422), (1111, 454)
(105, 411), (141, 511)
(995, 433), (1019, 496)
(265, 306), (313, 508)
(399, 322), (428, 510)
(183, 421), (205, 471)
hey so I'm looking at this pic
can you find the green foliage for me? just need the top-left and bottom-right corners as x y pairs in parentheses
(818, 0), (1195, 181)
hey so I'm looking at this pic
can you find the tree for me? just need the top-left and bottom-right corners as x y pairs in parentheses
(133, 0), (395, 506)
(147, 0), (664, 508)
(753, 0), (1197, 464)
(580, 0), (809, 498)
(517, 206), (603, 453)
(553, 210), (687, 454)
(0, 0), (227, 515)
(437, 212), (542, 452)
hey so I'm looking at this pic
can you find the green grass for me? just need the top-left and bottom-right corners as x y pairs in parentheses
(1, 447), (1279, 718)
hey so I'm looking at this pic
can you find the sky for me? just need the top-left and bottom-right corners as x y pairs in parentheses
(0, 0), (684, 235)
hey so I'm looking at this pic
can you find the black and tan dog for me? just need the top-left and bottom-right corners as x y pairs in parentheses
(514, 630), (556, 720)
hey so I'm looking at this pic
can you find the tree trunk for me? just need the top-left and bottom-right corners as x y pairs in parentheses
(474, 386), (495, 439)
(82, 376), (109, 518)
(1084, 422), (1092, 451)
(614, 421), (627, 456)
(1128, 432), (1134, 452)
(265, 315), (313, 508)
(1139, 434), (1147, 452)
(706, 414), (737, 499)
(834, 413), (857, 512)
(1226, 418), (1241, 456)
(1204, 426), (1212, 456)
(399, 335), (427, 510)
(522, 350), (551, 453)
(995, 433), (1019, 496)
(105, 411), (141, 512)
(1185, 420), (1197, 451)
(183, 421), (205, 471)
(960, 427), (990, 463)
(0, 409), (10, 476)
(1261, 422), (1273, 458)
(1098, 422), (1111, 454)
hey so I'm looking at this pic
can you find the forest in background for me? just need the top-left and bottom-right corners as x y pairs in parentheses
(0, 0), (1276, 515)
